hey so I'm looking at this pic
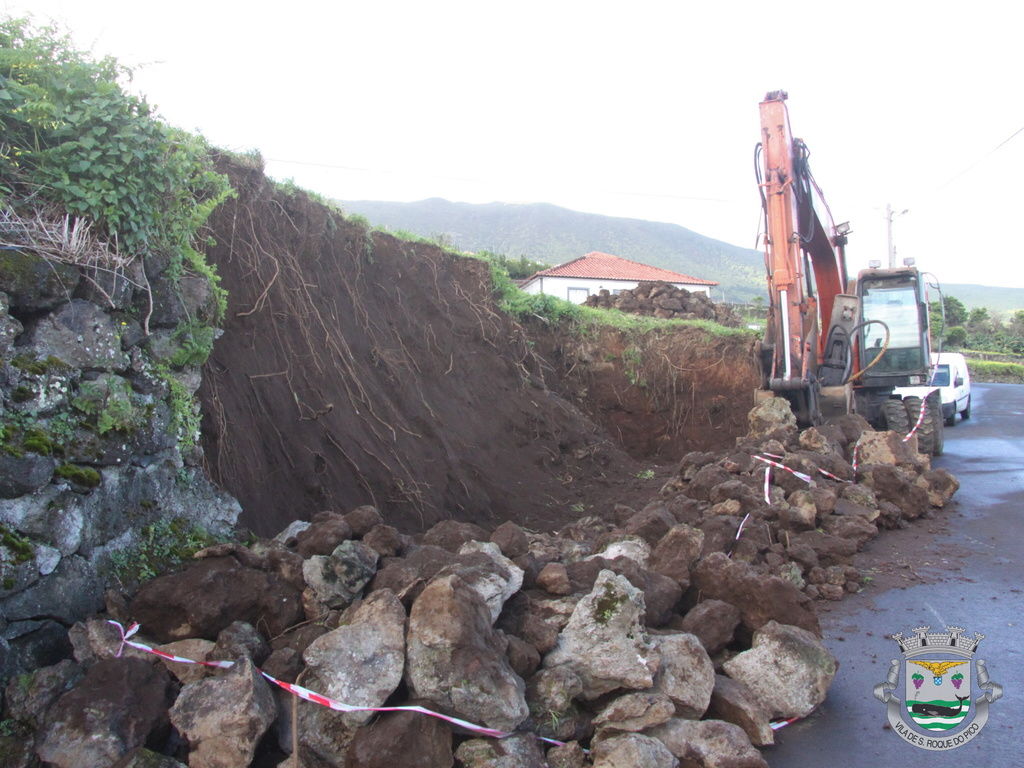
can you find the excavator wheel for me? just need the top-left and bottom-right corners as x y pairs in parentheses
(903, 395), (942, 456)
(881, 398), (910, 435)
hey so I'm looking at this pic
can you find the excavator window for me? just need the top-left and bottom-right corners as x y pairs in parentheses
(860, 280), (926, 374)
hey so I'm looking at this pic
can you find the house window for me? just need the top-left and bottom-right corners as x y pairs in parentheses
(567, 287), (589, 304)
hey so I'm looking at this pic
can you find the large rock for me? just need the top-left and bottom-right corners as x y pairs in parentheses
(25, 298), (129, 371)
(369, 545), (454, 606)
(649, 632), (715, 718)
(746, 397), (796, 438)
(543, 570), (659, 700)
(723, 620), (837, 719)
(302, 589), (405, 726)
(591, 733), (678, 768)
(302, 539), (379, 610)
(36, 658), (174, 768)
(691, 552), (819, 636)
(3, 554), (104, 632)
(859, 465), (930, 520)
(169, 656), (276, 768)
(422, 519), (490, 552)
(0, 453), (56, 498)
(647, 718), (768, 768)
(344, 702), (454, 768)
(490, 521), (530, 558)
(454, 541), (525, 622)
(649, 524), (704, 588)
(3, 658), (83, 729)
(0, 249), (81, 311)
(917, 468), (960, 507)
(855, 429), (928, 471)
(454, 733), (546, 768)
(675, 600), (741, 655)
(209, 620), (270, 665)
(707, 674), (774, 747)
(294, 512), (352, 557)
(593, 691), (675, 734)
(129, 556), (303, 642)
(155, 638), (216, 685)
(406, 573), (528, 731)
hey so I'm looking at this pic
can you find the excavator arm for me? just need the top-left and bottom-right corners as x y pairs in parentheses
(756, 90), (850, 423)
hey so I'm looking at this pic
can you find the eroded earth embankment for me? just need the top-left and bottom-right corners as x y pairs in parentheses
(199, 158), (758, 537)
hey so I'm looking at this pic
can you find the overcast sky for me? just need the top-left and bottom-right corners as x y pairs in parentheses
(6, 1), (1023, 288)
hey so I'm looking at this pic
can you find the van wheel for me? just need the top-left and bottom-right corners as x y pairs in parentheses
(961, 395), (971, 420)
(945, 411), (956, 427)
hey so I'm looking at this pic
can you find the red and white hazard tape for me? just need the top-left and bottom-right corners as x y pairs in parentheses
(108, 621), (566, 746)
(752, 455), (815, 486)
(771, 716), (800, 731)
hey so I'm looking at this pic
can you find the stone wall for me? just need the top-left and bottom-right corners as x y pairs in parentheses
(0, 248), (239, 680)
(584, 280), (740, 326)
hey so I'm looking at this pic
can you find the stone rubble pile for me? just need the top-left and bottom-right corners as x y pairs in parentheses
(583, 281), (740, 326)
(1, 397), (959, 767)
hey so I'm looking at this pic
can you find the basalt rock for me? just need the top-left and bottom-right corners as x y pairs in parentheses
(691, 552), (820, 636)
(129, 556), (303, 642)
(36, 658), (174, 768)
(405, 573), (528, 731)
(543, 570), (659, 700)
(723, 620), (837, 719)
(169, 657), (276, 768)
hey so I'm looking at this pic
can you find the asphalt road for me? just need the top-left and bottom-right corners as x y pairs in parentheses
(765, 383), (1024, 767)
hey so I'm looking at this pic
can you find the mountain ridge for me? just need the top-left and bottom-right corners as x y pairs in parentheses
(341, 198), (765, 301)
(340, 198), (1024, 310)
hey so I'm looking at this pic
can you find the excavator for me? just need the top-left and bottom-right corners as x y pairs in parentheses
(755, 90), (943, 455)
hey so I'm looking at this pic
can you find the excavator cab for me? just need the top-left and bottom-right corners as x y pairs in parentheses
(856, 267), (932, 385)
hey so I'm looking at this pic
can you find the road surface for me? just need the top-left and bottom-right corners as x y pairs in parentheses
(766, 383), (1024, 767)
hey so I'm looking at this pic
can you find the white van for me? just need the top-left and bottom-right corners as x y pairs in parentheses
(895, 352), (971, 426)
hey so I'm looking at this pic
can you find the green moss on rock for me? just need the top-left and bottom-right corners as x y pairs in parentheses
(55, 463), (101, 488)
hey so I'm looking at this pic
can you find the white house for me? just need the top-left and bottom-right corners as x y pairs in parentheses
(518, 251), (718, 304)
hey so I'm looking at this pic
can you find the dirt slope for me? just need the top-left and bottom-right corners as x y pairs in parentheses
(198, 157), (758, 537)
(198, 160), (634, 535)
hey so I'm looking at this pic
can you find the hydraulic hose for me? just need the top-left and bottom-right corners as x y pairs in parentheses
(844, 319), (891, 383)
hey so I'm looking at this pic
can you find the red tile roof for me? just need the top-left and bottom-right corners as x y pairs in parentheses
(530, 252), (717, 285)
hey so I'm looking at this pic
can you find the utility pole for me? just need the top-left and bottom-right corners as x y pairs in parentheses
(886, 203), (908, 268)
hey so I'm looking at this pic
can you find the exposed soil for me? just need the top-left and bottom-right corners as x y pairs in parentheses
(198, 157), (758, 537)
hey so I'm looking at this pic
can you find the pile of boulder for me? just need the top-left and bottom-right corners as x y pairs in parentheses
(584, 281), (740, 327)
(0, 398), (958, 768)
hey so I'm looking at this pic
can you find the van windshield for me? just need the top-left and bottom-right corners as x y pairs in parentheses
(930, 364), (951, 387)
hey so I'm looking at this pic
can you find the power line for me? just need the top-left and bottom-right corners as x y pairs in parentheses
(935, 123), (1024, 190)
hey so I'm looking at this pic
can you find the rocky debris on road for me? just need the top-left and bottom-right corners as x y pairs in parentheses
(584, 280), (740, 326)
(1, 396), (959, 766)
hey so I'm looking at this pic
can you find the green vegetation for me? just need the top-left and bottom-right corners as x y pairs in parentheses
(54, 462), (101, 487)
(0, 18), (232, 277)
(593, 580), (625, 625)
(107, 516), (222, 584)
(482, 253), (751, 338)
(168, 320), (218, 368)
(932, 295), (1024, 354)
(479, 250), (549, 279)
(967, 360), (1024, 384)
(0, 524), (34, 564)
(72, 375), (145, 435)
